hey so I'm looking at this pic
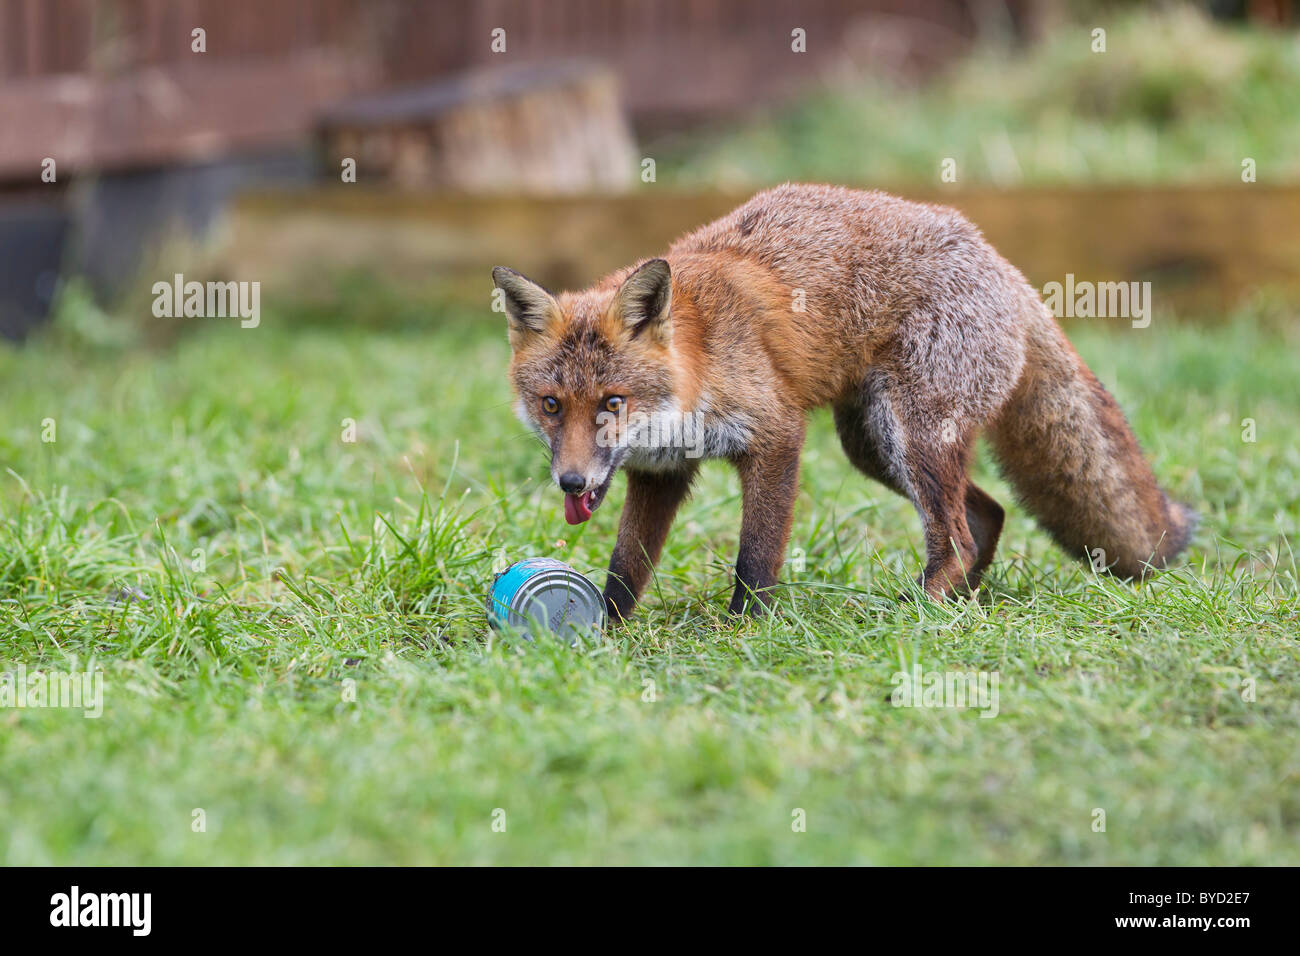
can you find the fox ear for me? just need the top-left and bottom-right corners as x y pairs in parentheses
(492, 267), (561, 343)
(612, 258), (671, 343)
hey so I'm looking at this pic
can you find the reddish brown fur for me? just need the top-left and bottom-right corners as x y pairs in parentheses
(986, 304), (1196, 576)
(495, 184), (1195, 617)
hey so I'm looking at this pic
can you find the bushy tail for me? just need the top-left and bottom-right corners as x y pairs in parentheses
(988, 301), (1196, 578)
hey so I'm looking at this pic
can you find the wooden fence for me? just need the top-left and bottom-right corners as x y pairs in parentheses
(0, 0), (994, 179)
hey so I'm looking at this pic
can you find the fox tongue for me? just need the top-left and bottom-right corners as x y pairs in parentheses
(564, 491), (594, 525)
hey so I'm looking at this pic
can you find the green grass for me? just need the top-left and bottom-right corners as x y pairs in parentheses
(1, 295), (1298, 865)
(661, 7), (1300, 187)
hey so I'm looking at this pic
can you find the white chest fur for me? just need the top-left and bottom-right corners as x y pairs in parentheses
(621, 396), (754, 471)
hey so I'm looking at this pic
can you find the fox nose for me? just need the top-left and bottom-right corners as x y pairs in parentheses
(558, 472), (586, 494)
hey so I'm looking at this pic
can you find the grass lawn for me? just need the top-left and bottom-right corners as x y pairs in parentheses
(1, 296), (1297, 865)
(661, 8), (1300, 188)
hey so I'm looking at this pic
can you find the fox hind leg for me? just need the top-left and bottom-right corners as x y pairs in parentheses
(963, 481), (1005, 580)
(834, 380), (997, 599)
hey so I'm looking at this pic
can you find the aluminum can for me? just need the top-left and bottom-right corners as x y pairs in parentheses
(487, 558), (606, 641)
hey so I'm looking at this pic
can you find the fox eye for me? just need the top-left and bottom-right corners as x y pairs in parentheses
(604, 396), (625, 414)
(541, 396), (560, 415)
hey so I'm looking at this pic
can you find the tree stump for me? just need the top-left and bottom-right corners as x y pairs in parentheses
(318, 60), (636, 193)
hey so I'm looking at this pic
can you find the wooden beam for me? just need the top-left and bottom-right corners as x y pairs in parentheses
(224, 186), (1300, 314)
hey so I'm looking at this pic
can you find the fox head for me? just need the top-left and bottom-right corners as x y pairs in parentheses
(493, 258), (678, 525)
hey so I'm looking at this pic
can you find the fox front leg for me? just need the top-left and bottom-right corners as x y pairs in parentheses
(728, 429), (804, 616)
(603, 467), (696, 622)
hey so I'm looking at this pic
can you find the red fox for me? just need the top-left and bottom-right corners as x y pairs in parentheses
(494, 184), (1195, 619)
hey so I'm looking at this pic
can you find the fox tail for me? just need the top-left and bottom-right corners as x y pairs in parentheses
(987, 299), (1196, 578)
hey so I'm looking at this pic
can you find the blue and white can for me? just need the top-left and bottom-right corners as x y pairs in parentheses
(487, 558), (607, 642)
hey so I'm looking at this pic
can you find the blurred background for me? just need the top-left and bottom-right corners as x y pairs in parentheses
(1, 0), (1298, 342)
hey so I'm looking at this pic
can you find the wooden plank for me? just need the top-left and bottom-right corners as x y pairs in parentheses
(225, 186), (1300, 314)
(0, 50), (374, 178)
